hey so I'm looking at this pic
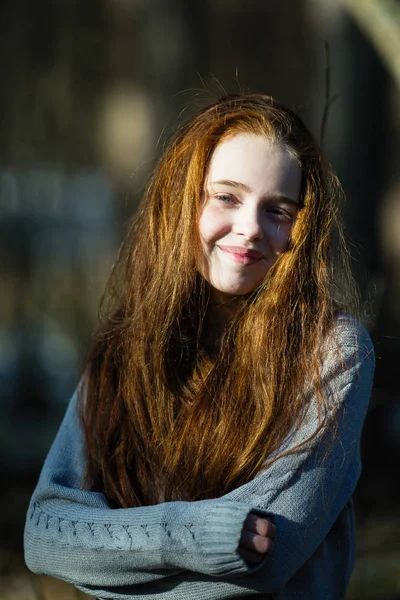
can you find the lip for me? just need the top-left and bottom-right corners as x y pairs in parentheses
(218, 245), (264, 265)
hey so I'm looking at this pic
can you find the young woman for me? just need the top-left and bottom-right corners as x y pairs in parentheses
(24, 94), (375, 599)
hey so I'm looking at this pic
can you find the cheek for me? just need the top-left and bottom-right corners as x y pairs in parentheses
(198, 206), (228, 246)
(197, 209), (216, 279)
(266, 221), (293, 251)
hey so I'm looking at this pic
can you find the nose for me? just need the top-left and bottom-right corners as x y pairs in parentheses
(232, 206), (263, 241)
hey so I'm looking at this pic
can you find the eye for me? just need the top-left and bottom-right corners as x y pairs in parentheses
(266, 206), (295, 221)
(216, 193), (236, 204)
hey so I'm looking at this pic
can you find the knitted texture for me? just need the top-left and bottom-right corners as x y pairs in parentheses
(24, 315), (375, 599)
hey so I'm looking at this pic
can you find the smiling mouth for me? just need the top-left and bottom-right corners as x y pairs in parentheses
(218, 246), (264, 265)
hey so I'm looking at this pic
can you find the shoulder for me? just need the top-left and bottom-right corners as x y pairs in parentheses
(321, 314), (375, 368)
(317, 314), (375, 412)
(328, 314), (374, 353)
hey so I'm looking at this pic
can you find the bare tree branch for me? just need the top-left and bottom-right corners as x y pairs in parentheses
(320, 41), (337, 148)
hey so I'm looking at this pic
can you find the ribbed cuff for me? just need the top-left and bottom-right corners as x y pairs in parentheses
(198, 500), (253, 576)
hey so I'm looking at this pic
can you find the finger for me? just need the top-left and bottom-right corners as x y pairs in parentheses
(244, 514), (277, 539)
(239, 528), (274, 555)
(237, 546), (264, 565)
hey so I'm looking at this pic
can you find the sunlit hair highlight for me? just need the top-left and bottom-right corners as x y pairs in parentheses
(79, 94), (357, 507)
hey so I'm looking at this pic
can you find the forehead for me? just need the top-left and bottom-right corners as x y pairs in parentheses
(205, 133), (302, 197)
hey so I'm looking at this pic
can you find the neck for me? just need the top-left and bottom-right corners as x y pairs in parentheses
(201, 290), (244, 355)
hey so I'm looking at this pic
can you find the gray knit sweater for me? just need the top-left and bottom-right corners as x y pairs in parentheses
(24, 315), (374, 599)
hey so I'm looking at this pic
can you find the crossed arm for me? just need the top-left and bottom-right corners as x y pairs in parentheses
(24, 317), (374, 598)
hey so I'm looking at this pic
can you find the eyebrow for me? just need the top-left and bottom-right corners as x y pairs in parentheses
(209, 179), (300, 206)
(210, 179), (253, 193)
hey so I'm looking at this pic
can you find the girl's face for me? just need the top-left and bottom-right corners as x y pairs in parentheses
(199, 133), (302, 300)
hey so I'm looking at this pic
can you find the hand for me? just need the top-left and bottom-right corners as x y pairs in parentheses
(238, 513), (277, 565)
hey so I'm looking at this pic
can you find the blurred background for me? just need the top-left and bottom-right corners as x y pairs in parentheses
(1, 0), (399, 598)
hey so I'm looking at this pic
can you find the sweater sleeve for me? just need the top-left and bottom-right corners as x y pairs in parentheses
(218, 314), (375, 593)
(24, 388), (255, 588)
(24, 316), (374, 598)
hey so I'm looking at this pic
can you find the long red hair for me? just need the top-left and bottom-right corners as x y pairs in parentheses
(79, 94), (355, 507)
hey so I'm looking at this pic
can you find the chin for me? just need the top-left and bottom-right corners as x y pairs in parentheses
(214, 282), (263, 298)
